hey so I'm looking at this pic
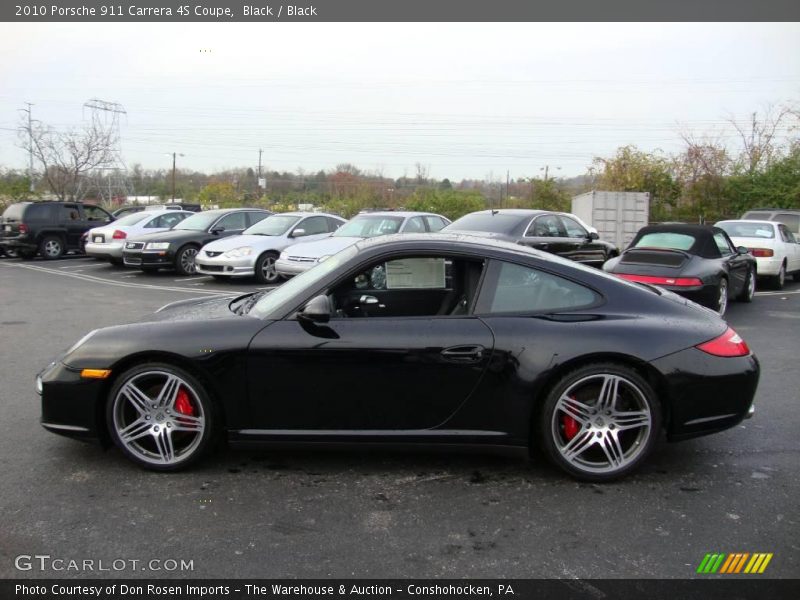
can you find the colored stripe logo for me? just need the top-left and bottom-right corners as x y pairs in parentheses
(697, 553), (773, 574)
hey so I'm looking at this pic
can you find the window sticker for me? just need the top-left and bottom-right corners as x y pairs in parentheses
(386, 258), (446, 289)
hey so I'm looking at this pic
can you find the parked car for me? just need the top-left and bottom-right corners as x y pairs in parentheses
(196, 212), (346, 283)
(0, 201), (114, 259)
(442, 209), (617, 267)
(603, 224), (756, 315)
(112, 203), (202, 218)
(85, 210), (193, 264)
(274, 211), (450, 278)
(37, 233), (759, 480)
(716, 219), (800, 289)
(122, 208), (271, 275)
(741, 208), (800, 239)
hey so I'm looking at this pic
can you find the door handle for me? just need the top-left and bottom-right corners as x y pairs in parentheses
(441, 345), (484, 363)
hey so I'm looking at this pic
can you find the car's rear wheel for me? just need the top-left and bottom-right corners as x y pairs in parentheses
(716, 278), (729, 316)
(39, 236), (64, 260)
(175, 245), (199, 275)
(738, 267), (755, 303)
(106, 363), (215, 471)
(18, 249), (36, 259)
(538, 363), (661, 482)
(5, 248), (19, 258)
(771, 263), (786, 290)
(255, 251), (280, 284)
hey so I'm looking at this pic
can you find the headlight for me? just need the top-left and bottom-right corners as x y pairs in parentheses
(223, 246), (253, 258)
(279, 251), (289, 260)
(317, 255), (331, 263)
(145, 242), (171, 250)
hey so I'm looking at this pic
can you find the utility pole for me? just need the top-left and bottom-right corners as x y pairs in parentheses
(257, 148), (263, 199)
(21, 103), (35, 193)
(506, 170), (510, 208)
(171, 152), (177, 202)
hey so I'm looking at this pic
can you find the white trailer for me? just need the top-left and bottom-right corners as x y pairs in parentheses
(571, 191), (649, 250)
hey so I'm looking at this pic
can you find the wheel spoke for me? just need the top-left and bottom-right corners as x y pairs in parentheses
(613, 410), (650, 431)
(172, 414), (204, 432)
(599, 431), (625, 468)
(561, 429), (596, 462)
(597, 375), (620, 411)
(556, 394), (593, 425)
(118, 417), (152, 444)
(154, 429), (176, 463)
(155, 375), (181, 409)
(122, 382), (153, 414)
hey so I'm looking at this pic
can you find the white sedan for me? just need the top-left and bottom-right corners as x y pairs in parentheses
(195, 212), (346, 283)
(85, 209), (192, 264)
(716, 219), (800, 289)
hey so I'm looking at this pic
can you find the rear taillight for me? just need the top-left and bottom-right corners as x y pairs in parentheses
(19, 223), (28, 234)
(696, 327), (750, 357)
(112, 230), (127, 240)
(617, 273), (703, 287)
(749, 248), (773, 257)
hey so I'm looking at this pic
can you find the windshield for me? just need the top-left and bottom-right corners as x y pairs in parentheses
(717, 222), (774, 239)
(174, 212), (220, 231)
(113, 212), (151, 227)
(333, 215), (404, 238)
(249, 245), (359, 319)
(244, 214), (301, 236)
(633, 232), (696, 251)
(445, 213), (522, 234)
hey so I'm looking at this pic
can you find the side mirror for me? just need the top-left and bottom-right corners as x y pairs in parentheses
(298, 294), (330, 323)
(736, 246), (749, 255)
(291, 228), (307, 238)
(210, 227), (225, 235)
(589, 231), (600, 240)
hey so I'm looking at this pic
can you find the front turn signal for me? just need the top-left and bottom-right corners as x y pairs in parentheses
(80, 369), (112, 379)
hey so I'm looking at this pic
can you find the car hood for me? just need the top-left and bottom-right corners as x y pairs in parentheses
(202, 234), (286, 252)
(144, 295), (241, 322)
(284, 236), (361, 258)
(127, 229), (207, 244)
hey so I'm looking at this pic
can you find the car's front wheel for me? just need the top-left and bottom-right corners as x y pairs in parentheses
(106, 363), (215, 471)
(255, 251), (280, 284)
(175, 245), (199, 275)
(738, 267), (755, 303)
(538, 363), (661, 482)
(771, 263), (786, 290)
(39, 236), (64, 260)
(715, 278), (729, 316)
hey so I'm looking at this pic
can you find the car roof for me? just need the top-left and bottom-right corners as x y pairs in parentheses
(356, 231), (547, 259)
(200, 208), (270, 216)
(717, 219), (776, 227)
(353, 211), (442, 219)
(466, 209), (549, 217)
(272, 211), (342, 218)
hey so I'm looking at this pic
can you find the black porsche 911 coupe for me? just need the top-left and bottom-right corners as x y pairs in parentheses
(37, 234), (759, 481)
(603, 224), (757, 316)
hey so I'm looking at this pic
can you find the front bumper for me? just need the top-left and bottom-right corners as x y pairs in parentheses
(123, 248), (175, 269)
(653, 347), (760, 441)
(196, 253), (256, 277)
(38, 360), (107, 443)
(85, 241), (124, 259)
(275, 258), (315, 277)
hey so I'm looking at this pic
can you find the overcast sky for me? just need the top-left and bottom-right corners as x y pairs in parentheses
(1, 22), (798, 181)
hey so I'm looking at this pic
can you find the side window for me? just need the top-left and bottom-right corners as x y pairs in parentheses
(560, 216), (588, 239)
(778, 225), (796, 243)
(776, 214), (800, 234)
(527, 215), (563, 237)
(247, 211), (269, 227)
(215, 212), (247, 231)
(424, 216), (447, 232)
(330, 256), (484, 318)
(326, 217), (344, 232)
(713, 232), (733, 256)
(476, 261), (598, 314)
(83, 205), (111, 222)
(60, 205), (81, 221)
(25, 203), (51, 221)
(298, 216), (328, 236)
(156, 213), (187, 228)
(402, 217), (426, 233)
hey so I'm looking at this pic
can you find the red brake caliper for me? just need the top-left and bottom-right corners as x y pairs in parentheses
(562, 397), (579, 440)
(174, 387), (195, 416)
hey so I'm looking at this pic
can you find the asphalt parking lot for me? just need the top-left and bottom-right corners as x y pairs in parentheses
(0, 255), (798, 579)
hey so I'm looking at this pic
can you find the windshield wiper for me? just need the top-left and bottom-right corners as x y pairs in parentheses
(235, 291), (268, 315)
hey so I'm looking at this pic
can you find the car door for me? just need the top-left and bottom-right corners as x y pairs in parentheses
(778, 224), (800, 273)
(518, 214), (576, 258)
(291, 215), (334, 244)
(211, 212), (249, 238)
(59, 204), (86, 248)
(246, 253), (494, 431)
(559, 215), (607, 266)
(714, 230), (748, 295)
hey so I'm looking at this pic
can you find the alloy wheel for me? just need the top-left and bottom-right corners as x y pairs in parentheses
(44, 239), (63, 258)
(550, 373), (653, 476)
(717, 279), (728, 316)
(111, 370), (205, 467)
(259, 255), (278, 283)
(179, 247), (198, 274)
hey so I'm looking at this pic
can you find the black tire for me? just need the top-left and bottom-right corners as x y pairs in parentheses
(212, 275), (228, 282)
(793, 271), (800, 283)
(18, 249), (36, 259)
(108, 257), (123, 266)
(715, 278), (729, 316)
(254, 251), (280, 284)
(175, 245), (199, 276)
(738, 267), (755, 303)
(770, 262), (786, 290)
(39, 235), (64, 260)
(106, 362), (216, 471)
(5, 248), (19, 258)
(538, 362), (661, 482)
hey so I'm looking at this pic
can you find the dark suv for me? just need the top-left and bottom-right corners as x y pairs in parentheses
(0, 201), (115, 259)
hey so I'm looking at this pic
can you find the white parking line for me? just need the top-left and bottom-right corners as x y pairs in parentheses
(755, 290), (800, 296)
(176, 276), (210, 281)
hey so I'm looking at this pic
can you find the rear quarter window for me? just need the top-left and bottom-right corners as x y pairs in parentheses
(22, 203), (53, 221)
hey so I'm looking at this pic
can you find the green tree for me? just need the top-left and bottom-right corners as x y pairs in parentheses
(198, 182), (238, 207)
(405, 188), (486, 220)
